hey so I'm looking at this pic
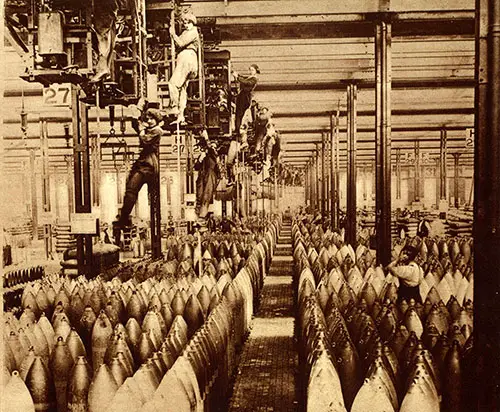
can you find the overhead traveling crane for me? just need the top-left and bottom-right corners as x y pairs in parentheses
(10, 0), (235, 274)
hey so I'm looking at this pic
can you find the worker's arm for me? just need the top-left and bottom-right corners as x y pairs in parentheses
(387, 262), (421, 285)
(170, 26), (198, 49)
(139, 126), (162, 146)
(237, 74), (257, 88)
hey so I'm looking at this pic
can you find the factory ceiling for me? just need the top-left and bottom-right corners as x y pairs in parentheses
(2, 0), (476, 172)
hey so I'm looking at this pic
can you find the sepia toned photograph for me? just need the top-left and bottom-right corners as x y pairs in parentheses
(1, 0), (499, 410)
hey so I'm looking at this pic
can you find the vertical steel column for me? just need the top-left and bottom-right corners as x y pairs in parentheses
(176, 126), (182, 220)
(396, 148), (402, 199)
(453, 153), (461, 209)
(331, 111), (340, 228)
(186, 132), (194, 229)
(440, 129), (448, 200)
(346, 82), (357, 247)
(30, 149), (38, 239)
(72, 86), (93, 277)
(330, 117), (336, 226)
(65, 155), (74, 219)
(236, 149), (240, 216)
(309, 160), (313, 208)
(41, 120), (52, 259)
(375, 20), (392, 266)
(246, 165), (251, 215)
(414, 140), (421, 202)
(362, 165), (367, 204)
(149, 144), (162, 259)
(305, 162), (309, 207)
(321, 133), (326, 217)
(372, 160), (376, 201)
(314, 145), (319, 214)
(274, 171), (279, 211)
(472, 0), (500, 407)
(326, 133), (331, 216)
(41, 120), (50, 213)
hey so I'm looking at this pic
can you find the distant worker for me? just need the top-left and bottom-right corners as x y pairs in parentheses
(417, 218), (431, 238)
(233, 64), (260, 134)
(112, 214), (122, 246)
(118, 108), (163, 227)
(220, 216), (235, 234)
(386, 244), (424, 304)
(90, 0), (122, 82)
(166, 12), (200, 124)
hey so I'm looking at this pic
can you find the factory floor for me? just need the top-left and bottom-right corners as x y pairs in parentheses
(229, 223), (301, 412)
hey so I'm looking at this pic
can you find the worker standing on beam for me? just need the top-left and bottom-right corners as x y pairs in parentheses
(90, 0), (134, 83)
(233, 64), (260, 134)
(166, 12), (200, 124)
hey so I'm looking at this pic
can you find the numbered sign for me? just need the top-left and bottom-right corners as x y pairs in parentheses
(465, 128), (474, 149)
(171, 144), (185, 154)
(43, 83), (71, 106)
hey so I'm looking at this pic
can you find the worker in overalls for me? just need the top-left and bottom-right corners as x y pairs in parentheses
(118, 108), (164, 227)
(165, 12), (200, 124)
(233, 64), (260, 134)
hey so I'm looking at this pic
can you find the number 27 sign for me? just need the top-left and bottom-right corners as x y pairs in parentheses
(43, 83), (71, 106)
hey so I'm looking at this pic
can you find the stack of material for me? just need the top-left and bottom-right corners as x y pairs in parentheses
(446, 211), (473, 237)
(54, 223), (77, 254)
(60, 244), (121, 277)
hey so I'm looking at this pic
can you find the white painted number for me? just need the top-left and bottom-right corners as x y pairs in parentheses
(465, 128), (474, 149)
(43, 84), (71, 106)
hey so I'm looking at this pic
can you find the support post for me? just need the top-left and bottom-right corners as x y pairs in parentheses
(375, 20), (392, 266)
(346, 81), (357, 247)
(316, 144), (321, 215)
(176, 124), (183, 220)
(307, 161), (311, 207)
(396, 148), (402, 199)
(414, 140), (421, 202)
(471, 0), (500, 407)
(330, 119), (336, 227)
(149, 143), (162, 258)
(439, 128), (448, 211)
(321, 133), (326, 217)
(65, 155), (74, 219)
(72, 86), (93, 277)
(41, 120), (52, 259)
(274, 169), (279, 212)
(453, 153), (461, 209)
(30, 148), (38, 239)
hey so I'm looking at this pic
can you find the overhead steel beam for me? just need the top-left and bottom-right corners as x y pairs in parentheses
(147, 4), (475, 39)
(256, 78), (474, 92)
(3, 77), (475, 98)
(280, 125), (472, 134)
(272, 107), (475, 118)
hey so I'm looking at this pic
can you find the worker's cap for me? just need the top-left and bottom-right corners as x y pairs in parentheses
(401, 244), (418, 260)
(146, 108), (164, 122)
(182, 13), (197, 25)
(250, 64), (261, 74)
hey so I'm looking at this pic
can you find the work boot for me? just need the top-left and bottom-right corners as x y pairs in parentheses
(90, 55), (110, 83)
